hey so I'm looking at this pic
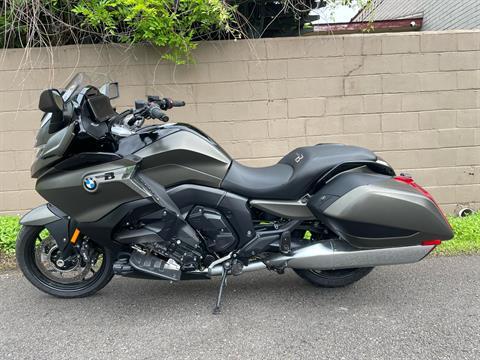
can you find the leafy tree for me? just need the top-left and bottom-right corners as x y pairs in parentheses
(0, 0), (368, 64)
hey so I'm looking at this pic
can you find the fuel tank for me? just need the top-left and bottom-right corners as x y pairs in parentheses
(120, 123), (232, 188)
(307, 169), (454, 248)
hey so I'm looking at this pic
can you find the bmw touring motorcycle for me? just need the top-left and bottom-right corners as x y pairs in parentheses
(17, 73), (453, 313)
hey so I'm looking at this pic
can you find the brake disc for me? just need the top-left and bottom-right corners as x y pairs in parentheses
(34, 236), (92, 284)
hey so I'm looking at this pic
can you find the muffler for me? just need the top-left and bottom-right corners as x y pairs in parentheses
(208, 240), (435, 276)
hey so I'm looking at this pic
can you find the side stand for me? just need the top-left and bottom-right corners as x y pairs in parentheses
(212, 262), (230, 315)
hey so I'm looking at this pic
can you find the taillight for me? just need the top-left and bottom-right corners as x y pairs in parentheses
(394, 176), (437, 205)
(422, 240), (442, 246)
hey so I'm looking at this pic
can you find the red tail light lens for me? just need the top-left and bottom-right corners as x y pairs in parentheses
(394, 176), (437, 205)
(422, 240), (442, 246)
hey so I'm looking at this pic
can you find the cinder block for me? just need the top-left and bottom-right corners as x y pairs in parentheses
(247, 61), (267, 80)
(419, 72), (457, 92)
(325, 96), (364, 115)
(363, 94), (383, 113)
(251, 139), (290, 157)
(358, 55), (403, 75)
(267, 80), (287, 99)
(419, 110), (457, 129)
(287, 58), (344, 78)
(288, 98), (326, 118)
(362, 36), (382, 55)
(420, 33), (457, 52)
(287, 77), (344, 98)
(233, 120), (268, 140)
(382, 73), (420, 93)
(457, 32), (480, 51)
(209, 62), (249, 82)
(305, 116), (343, 136)
(266, 38), (306, 59)
(381, 112), (419, 132)
(222, 141), (252, 159)
(268, 100), (288, 118)
(457, 70), (480, 89)
(439, 51), (480, 71)
(438, 128), (476, 147)
(304, 36), (344, 57)
(345, 75), (382, 95)
(382, 34), (420, 54)
(193, 81), (268, 103)
(457, 109), (480, 127)
(266, 60), (287, 79)
(268, 118), (305, 138)
(196, 122), (235, 141)
(343, 35), (363, 56)
(402, 53), (440, 73)
(343, 114), (381, 134)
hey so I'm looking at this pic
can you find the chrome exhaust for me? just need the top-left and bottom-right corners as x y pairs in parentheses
(207, 240), (434, 276)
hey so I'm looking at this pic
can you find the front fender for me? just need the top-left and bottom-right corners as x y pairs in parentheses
(20, 204), (61, 226)
(20, 204), (72, 251)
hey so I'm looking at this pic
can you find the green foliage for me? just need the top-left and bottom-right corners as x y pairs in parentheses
(433, 213), (480, 256)
(0, 216), (20, 255)
(72, 0), (236, 64)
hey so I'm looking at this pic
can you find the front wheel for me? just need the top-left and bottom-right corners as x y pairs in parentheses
(294, 267), (374, 288)
(16, 225), (114, 298)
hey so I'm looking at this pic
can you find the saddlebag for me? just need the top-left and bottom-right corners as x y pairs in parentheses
(308, 169), (453, 248)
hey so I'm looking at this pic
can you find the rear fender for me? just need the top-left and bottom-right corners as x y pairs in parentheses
(20, 204), (72, 251)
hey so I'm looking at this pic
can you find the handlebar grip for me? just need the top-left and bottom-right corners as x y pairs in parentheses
(171, 100), (186, 107)
(149, 106), (169, 122)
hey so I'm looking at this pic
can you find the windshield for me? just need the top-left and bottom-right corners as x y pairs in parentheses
(62, 72), (91, 102)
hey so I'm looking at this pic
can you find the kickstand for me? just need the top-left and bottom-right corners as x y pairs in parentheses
(212, 263), (230, 315)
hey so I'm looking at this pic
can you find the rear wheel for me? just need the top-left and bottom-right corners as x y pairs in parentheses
(294, 267), (374, 288)
(16, 225), (114, 298)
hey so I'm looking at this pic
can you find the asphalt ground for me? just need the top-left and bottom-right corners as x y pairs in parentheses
(0, 255), (479, 360)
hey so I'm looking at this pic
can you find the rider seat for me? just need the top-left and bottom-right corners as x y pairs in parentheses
(221, 144), (377, 200)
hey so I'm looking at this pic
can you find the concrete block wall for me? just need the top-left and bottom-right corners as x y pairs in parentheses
(0, 30), (479, 214)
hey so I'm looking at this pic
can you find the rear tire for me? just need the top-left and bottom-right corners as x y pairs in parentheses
(16, 225), (114, 298)
(294, 267), (373, 288)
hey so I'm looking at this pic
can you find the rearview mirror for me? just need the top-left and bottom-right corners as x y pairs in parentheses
(39, 89), (64, 113)
(100, 82), (120, 100)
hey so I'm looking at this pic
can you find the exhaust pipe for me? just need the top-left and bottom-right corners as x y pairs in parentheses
(208, 240), (434, 276)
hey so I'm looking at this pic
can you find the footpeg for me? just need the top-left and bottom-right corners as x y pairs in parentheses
(280, 231), (291, 254)
(129, 250), (181, 281)
(113, 258), (134, 275)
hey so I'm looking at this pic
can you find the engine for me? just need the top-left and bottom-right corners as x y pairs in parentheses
(114, 208), (203, 272)
(187, 206), (238, 254)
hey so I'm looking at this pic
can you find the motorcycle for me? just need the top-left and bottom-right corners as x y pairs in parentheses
(16, 73), (453, 313)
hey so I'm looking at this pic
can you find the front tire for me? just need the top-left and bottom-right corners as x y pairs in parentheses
(16, 225), (114, 298)
(294, 267), (373, 288)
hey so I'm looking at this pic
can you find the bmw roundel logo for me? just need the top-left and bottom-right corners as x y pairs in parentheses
(83, 177), (98, 192)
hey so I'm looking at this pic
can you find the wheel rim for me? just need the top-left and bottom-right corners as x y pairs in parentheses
(28, 228), (106, 290)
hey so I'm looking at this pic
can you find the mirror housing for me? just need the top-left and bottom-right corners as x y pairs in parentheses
(100, 82), (120, 100)
(39, 89), (64, 113)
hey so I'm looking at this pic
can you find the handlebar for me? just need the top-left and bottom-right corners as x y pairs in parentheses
(148, 105), (169, 122)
